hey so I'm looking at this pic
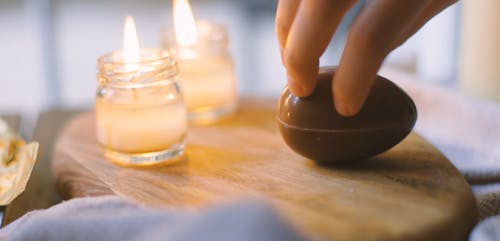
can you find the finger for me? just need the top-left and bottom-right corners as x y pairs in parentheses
(333, 0), (429, 116)
(393, 0), (458, 48)
(284, 0), (356, 97)
(276, 0), (301, 52)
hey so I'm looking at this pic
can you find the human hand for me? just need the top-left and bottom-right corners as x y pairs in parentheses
(276, 0), (457, 116)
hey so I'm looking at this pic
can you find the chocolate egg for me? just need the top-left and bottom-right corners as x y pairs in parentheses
(277, 66), (417, 164)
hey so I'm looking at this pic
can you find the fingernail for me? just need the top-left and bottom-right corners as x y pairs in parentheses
(334, 98), (358, 117)
(287, 75), (305, 97)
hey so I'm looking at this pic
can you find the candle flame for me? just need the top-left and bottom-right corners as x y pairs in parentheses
(173, 0), (198, 48)
(123, 16), (140, 71)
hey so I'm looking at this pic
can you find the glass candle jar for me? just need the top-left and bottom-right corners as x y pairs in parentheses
(96, 48), (187, 166)
(162, 21), (238, 124)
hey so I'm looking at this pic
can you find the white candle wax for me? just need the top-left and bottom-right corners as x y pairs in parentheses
(178, 56), (237, 111)
(96, 99), (187, 153)
(166, 13), (238, 119)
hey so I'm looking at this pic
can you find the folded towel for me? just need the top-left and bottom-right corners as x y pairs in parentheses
(381, 68), (500, 185)
(0, 195), (307, 241)
(470, 215), (500, 241)
(380, 67), (500, 239)
(381, 68), (500, 223)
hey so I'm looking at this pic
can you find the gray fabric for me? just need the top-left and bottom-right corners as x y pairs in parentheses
(433, 142), (500, 184)
(0, 196), (307, 241)
(381, 68), (500, 241)
(473, 183), (500, 220)
(393, 75), (500, 185)
(470, 215), (500, 241)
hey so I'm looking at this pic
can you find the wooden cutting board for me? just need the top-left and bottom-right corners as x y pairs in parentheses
(53, 98), (478, 241)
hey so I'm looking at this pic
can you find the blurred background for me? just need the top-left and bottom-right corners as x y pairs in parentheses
(0, 0), (498, 119)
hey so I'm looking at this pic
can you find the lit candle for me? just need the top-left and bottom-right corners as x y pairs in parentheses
(95, 16), (187, 166)
(163, 0), (238, 124)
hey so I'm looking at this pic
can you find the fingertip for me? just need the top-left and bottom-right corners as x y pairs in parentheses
(332, 75), (367, 117)
(287, 75), (307, 97)
(283, 48), (319, 97)
(287, 71), (318, 97)
(287, 81), (304, 97)
(333, 95), (362, 117)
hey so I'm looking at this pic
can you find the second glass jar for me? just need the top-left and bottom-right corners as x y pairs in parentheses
(162, 21), (238, 124)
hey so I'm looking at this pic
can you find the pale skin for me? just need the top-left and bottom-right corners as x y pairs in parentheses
(276, 0), (457, 116)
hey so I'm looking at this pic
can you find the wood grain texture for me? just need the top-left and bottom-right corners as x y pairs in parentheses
(2, 110), (80, 226)
(52, 98), (478, 241)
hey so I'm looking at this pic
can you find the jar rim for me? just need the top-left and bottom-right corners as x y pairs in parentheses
(97, 48), (179, 86)
(97, 48), (176, 65)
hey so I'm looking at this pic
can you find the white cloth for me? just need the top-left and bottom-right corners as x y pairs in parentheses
(0, 195), (307, 241)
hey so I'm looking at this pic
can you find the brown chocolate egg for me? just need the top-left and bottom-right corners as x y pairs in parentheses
(277, 66), (417, 164)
